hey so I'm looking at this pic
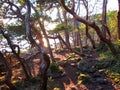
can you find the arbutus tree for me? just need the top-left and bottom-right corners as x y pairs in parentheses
(30, 3), (55, 62)
(0, 0), (51, 89)
(25, 0), (50, 89)
(0, 25), (32, 80)
(60, 0), (117, 55)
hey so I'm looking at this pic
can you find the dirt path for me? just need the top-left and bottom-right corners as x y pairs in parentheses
(49, 50), (119, 90)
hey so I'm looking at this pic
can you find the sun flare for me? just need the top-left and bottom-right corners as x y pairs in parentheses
(42, 38), (48, 47)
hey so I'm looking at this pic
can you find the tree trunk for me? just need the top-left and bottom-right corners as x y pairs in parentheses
(58, 33), (83, 58)
(72, 32), (76, 47)
(118, 0), (120, 40)
(63, 10), (71, 48)
(99, 0), (107, 49)
(38, 20), (55, 62)
(0, 28), (31, 80)
(31, 24), (44, 47)
(25, 1), (50, 89)
(78, 31), (83, 53)
(39, 54), (50, 90)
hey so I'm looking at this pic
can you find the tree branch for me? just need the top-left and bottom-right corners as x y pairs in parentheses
(71, 0), (75, 12)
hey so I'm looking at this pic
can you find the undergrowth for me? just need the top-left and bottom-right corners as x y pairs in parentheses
(97, 47), (120, 87)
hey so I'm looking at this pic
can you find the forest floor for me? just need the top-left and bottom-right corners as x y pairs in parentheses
(0, 49), (120, 90)
(48, 49), (120, 90)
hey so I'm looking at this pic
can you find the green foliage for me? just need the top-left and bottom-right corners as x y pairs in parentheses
(50, 62), (61, 74)
(53, 24), (72, 33)
(107, 11), (117, 30)
(18, 0), (25, 5)
(79, 23), (86, 31)
(32, 13), (51, 21)
(73, 46), (80, 52)
(97, 44), (109, 52)
(98, 50), (117, 65)
(83, 45), (89, 49)
(32, 13), (40, 20)
(6, 23), (25, 36)
(96, 51), (115, 69)
(96, 50), (120, 85)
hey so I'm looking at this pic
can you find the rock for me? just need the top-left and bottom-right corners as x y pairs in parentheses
(93, 71), (102, 78)
(47, 68), (52, 77)
(87, 67), (97, 73)
(89, 78), (96, 83)
(77, 66), (88, 72)
(96, 78), (107, 84)
(77, 60), (88, 71)
(78, 60), (87, 65)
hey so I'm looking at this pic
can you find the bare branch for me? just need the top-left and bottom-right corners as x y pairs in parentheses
(71, 0), (75, 12)
(60, 0), (74, 14)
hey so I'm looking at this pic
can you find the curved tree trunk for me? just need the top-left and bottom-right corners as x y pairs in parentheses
(31, 24), (44, 47)
(39, 54), (50, 90)
(0, 28), (31, 80)
(60, 0), (117, 55)
(25, 1), (50, 89)
(38, 20), (55, 62)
